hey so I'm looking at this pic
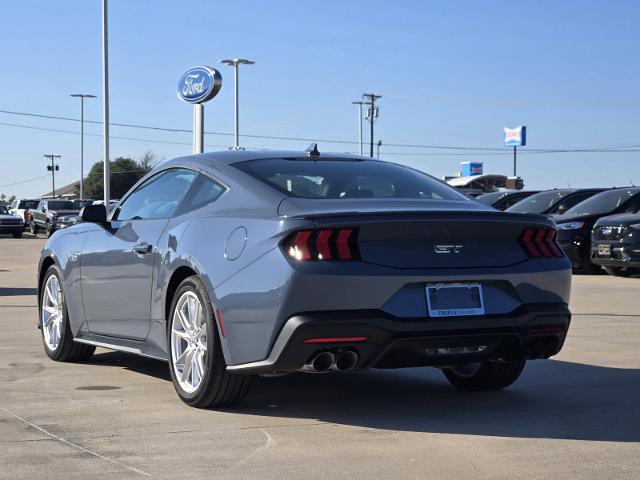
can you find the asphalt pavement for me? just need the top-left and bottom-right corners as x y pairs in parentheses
(1, 235), (638, 479)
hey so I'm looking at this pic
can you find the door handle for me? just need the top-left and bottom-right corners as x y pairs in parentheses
(133, 242), (153, 255)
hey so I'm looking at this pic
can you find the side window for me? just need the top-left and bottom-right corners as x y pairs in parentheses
(175, 174), (225, 216)
(115, 168), (198, 221)
(625, 194), (640, 213)
(552, 193), (589, 214)
(38, 201), (45, 212)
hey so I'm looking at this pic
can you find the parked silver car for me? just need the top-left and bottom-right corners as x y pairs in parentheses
(37, 149), (572, 407)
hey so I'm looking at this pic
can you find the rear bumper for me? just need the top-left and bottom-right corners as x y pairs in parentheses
(0, 225), (23, 234)
(226, 303), (571, 374)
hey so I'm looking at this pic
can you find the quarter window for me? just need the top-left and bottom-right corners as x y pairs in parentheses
(175, 174), (225, 215)
(115, 168), (198, 221)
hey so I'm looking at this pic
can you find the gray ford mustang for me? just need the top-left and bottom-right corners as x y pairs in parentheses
(37, 148), (572, 408)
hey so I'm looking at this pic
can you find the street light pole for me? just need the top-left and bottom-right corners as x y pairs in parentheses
(351, 101), (364, 155)
(70, 94), (96, 200)
(102, 0), (110, 206)
(219, 58), (255, 149)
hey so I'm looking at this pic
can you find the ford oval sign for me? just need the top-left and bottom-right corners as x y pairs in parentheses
(177, 66), (222, 104)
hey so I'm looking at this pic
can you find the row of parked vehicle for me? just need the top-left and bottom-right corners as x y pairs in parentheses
(477, 187), (640, 276)
(2, 198), (118, 238)
(3, 186), (638, 277)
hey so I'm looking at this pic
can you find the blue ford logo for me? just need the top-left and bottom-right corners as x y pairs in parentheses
(177, 66), (222, 104)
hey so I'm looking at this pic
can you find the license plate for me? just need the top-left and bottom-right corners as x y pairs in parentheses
(598, 244), (611, 256)
(426, 283), (485, 318)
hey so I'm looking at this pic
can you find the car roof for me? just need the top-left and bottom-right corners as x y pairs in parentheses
(196, 149), (366, 166)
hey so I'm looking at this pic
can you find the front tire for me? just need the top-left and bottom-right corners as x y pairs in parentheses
(12, 232), (22, 238)
(30, 221), (39, 235)
(443, 358), (526, 390)
(46, 221), (55, 237)
(40, 266), (95, 362)
(603, 267), (638, 277)
(168, 276), (252, 408)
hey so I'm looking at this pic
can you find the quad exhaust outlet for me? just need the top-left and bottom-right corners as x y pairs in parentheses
(302, 350), (359, 373)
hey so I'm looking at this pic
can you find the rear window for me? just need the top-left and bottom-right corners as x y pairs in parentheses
(234, 158), (466, 201)
(48, 201), (76, 210)
(18, 200), (39, 209)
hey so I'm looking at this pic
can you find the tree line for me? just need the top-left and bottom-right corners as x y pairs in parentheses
(76, 151), (158, 200)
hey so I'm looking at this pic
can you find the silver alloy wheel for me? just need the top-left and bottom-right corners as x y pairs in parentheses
(171, 291), (208, 394)
(41, 275), (63, 351)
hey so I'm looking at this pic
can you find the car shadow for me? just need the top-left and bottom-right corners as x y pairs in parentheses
(241, 360), (640, 442)
(89, 351), (171, 382)
(0, 287), (37, 296)
(88, 352), (639, 443)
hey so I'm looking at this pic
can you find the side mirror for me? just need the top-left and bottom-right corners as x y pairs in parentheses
(80, 204), (107, 223)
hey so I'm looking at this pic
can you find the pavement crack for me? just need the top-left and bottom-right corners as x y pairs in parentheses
(1, 406), (152, 477)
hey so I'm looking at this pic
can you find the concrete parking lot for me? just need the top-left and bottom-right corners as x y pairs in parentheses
(0, 235), (638, 479)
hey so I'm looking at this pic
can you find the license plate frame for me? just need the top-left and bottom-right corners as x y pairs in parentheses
(425, 283), (485, 318)
(598, 244), (611, 256)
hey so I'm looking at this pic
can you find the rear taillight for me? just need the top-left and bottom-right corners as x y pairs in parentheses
(520, 227), (563, 258)
(284, 228), (359, 261)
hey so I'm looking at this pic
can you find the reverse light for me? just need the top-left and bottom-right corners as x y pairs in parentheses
(285, 228), (359, 261)
(520, 227), (563, 258)
(557, 222), (585, 230)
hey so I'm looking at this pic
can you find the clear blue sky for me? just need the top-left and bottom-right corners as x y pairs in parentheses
(1, 0), (639, 198)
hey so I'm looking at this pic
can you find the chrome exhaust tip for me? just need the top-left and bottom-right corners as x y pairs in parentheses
(301, 351), (336, 372)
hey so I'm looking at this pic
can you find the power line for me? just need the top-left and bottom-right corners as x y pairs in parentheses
(1, 108), (639, 153)
(0, 174), (50, 188)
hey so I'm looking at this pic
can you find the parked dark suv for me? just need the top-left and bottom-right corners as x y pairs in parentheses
(506, 188), (606, 216)
(30, 199), (80, 237)
(590, 213), (640, 276)
(476, 190), (539, 211)
(554, 187), (640, 272)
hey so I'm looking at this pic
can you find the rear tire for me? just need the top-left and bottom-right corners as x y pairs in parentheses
(603, 267), (638, 277)
(40, 266), (95, 362)
(167, 276), (252, 408)
(443, 358), (526, 390)
(12, 232), (22, 238)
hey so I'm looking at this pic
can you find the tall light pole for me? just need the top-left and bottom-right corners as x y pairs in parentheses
(351, 101), (364, 155)
(70, 94), (96, 200)
(102, 0), (110, 206)
(218, 58), (255, 149)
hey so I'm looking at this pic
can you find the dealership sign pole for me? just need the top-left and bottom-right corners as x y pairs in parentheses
(504, 126), (526, 176)
(177, 66), (223, 154)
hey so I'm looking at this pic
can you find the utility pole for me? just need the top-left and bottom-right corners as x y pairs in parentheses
(377, 140), (382, 159)
(70, 94), (97, 200)
(362, 93), (381, 157)
(44, 154), (61, 197)
(351, 101), (364, 155)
